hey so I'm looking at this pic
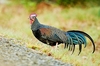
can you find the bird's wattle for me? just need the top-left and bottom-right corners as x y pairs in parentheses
(30, 20), (33, 24)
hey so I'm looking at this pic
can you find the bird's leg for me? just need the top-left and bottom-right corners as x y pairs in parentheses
(50, 42), (58, 52)
(46, 40), (49, 45)
(55, 42), (58, 49)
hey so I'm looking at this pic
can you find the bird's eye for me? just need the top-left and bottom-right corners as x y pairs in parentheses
(31, 14), (36, 18)
(31, 16), (35, 19)
(30, 16), (34, 20)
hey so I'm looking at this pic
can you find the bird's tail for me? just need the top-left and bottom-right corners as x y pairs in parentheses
(65, 30), (95, 55)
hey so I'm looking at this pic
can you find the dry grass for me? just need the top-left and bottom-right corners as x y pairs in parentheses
(0, 2), (100, 66)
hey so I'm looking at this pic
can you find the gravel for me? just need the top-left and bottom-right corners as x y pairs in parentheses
(0, 36), (73, 66)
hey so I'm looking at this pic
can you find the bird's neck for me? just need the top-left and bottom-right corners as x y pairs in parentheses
(31, 18), (41, 30)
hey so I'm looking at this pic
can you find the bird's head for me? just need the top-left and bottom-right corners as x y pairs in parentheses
(29, 13), (37, 24)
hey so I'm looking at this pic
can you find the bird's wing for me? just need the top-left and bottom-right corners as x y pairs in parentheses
(39, 27), (67, 42)
(39, 28), (52, 39)
(53, 29), (68, 43)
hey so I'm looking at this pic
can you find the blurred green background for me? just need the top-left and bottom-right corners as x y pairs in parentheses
(0, 0), (100, 66)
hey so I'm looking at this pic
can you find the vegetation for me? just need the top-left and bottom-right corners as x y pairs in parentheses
(13, 0), (100, 6)
(0, 0), (100, 66)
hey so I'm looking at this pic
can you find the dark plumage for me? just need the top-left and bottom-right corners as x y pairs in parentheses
(29, 14), (95, 54)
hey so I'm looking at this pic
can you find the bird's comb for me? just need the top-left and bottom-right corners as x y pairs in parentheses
(30, 13), (37, 17)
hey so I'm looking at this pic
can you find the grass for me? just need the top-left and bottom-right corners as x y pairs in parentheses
(0, 2), (100, 66)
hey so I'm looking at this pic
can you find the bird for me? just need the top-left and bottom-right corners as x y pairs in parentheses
(29, 13), (95, 55)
